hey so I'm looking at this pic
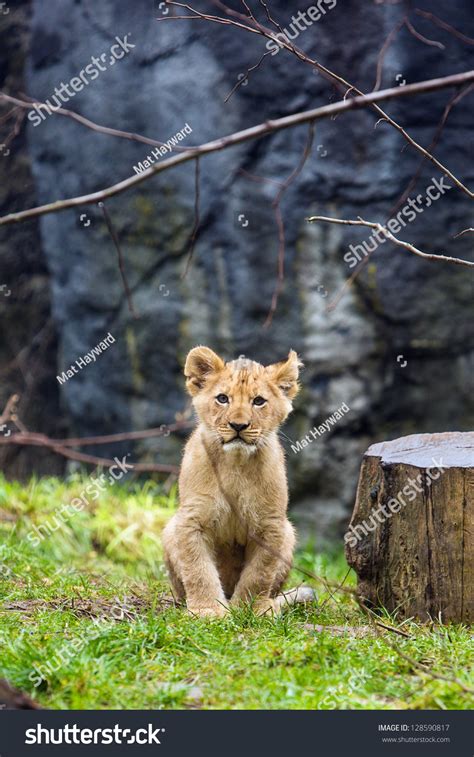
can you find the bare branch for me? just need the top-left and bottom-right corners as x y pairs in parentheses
(161, 1), (472, 197)
(0, 104), (20, 126)
(415, 8), (474, 46)
(0, 431), (179, 474)
(159, 1), (265, 38)
(0, 395), (190, 473)
(224, 50), (272, 102)
(0, 394), (20, 426)
(182, 157), (201, 276)
(264, 121), (315, 328)
(258, 0), (286, 37)
(0, 92), (192, 154)
(373, 17), (405, 91)
(1, 71), (472, 229)
(404, 16), (445, 50)
(240, 0), (257, 24)
(99, 201), (138, 319)
(0, 106), (25, 150)
(453, 227), (474, 238)
(325, 257), (366, 313)
(44, 422), (192, 447)
(306, 215), (474, 268)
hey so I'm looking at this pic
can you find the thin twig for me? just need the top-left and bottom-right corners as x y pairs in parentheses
(238, 166), (283, 189)
(264, 121), (315, 328)
(239, 0), (257, 25)
(0, 431), (178, 474)
(453, 227), (474, 238)
(1, 92), (193, 154)
(373, 17), (405, 91)
(160, 1), (266, 37)
(0, 107), (25, 150)
(0, 395), (19, 426)
(182, 157), (201, 277)
(0, 105), (20, 126)
(356, 598), (473, 693)
(307, 215), (474, 268)
(224, 50), (272, 102)
(0, 394), (190, 473)
(373, 13), (444, 93)
(374, 620), (411, 638)
(258, 0), (286, 37)
(44, 421), (192, 447)
(99, 201), (138, 319)
(404, 16), (445, 49)
(390, 644), (474, 693)
(317, 566), (352, 613)
(415, 8), (474, 46)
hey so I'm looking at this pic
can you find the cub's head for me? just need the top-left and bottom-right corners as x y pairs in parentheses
(184, 346), (301, 452)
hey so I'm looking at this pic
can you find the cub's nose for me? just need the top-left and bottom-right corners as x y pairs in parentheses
(229, 422), (250, 433)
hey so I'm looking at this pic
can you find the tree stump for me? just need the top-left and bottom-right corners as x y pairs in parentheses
(0, 679), (41, 709)
(345, 432), (473, 623)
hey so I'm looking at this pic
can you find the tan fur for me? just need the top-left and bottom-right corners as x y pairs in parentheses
(162, 347), (302, 618)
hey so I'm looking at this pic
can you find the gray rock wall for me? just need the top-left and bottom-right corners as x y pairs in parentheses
(0, 0), (63, 478)
(11, 0), (474, 541)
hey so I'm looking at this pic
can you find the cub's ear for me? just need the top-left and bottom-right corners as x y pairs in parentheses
(184, 346), (225, 396)
(267, 350), (302, 399)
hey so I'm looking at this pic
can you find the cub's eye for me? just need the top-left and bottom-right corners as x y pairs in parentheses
(216, 394), (229, 404)
(253, 396), (266, 406)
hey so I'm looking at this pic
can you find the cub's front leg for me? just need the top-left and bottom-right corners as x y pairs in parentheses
(162, 512), (228, 618)
(230, 519), (295, 615)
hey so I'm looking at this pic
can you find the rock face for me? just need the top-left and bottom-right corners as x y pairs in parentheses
(5, 0), (474, 540)
(0, 1), (63, 478)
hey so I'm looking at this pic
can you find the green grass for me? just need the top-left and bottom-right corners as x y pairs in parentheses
(0, 474), (472, 710)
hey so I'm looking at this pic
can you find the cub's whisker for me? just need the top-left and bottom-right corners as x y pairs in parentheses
(278, 430), (295, 445)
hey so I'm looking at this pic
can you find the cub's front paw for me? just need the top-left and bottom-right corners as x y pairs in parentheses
(188, 604), (228, 619)
(253, 598), (278, 616)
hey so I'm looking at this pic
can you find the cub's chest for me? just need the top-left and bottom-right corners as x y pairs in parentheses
(208, 493), (258, 545)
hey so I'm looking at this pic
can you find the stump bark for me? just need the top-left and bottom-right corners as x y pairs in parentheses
(0, 679), (41, 709)
(345, 432), (473, 623)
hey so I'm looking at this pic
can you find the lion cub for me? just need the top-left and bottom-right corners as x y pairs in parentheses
(162, 346), (304, 618)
